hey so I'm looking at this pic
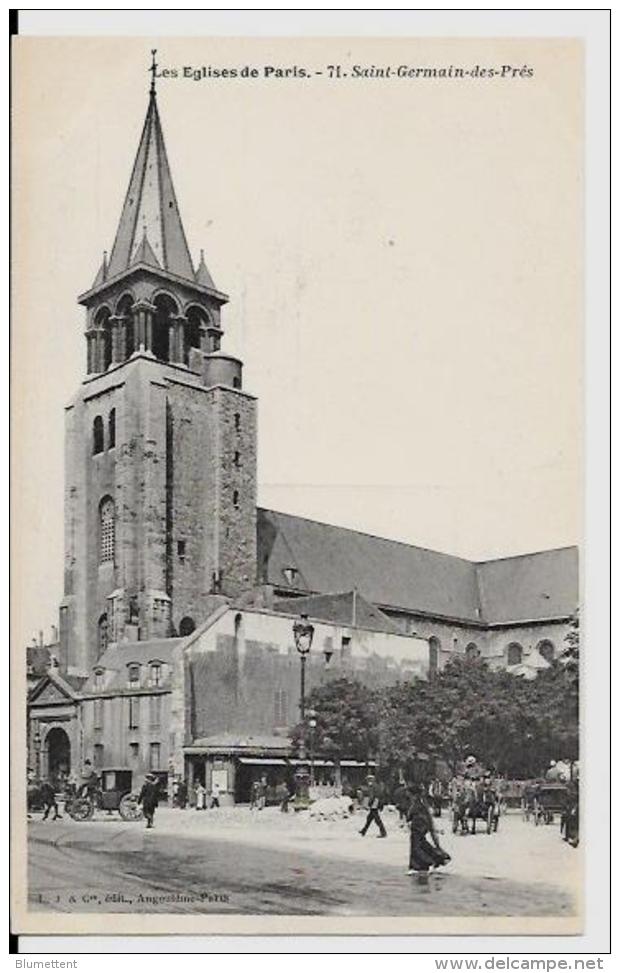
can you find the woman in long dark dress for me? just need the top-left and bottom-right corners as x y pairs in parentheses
(407, 783), (451, 874)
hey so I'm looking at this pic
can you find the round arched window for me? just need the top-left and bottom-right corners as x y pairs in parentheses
(179, 616), (196, 637)
(537, 640), (555, 663)
(506, 643), (523, 666)
(99, 497), (115, 563)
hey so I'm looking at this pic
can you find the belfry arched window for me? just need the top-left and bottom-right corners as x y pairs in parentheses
(99, 496), (115, 563)
(153, 294), (178, 362)
(116, 294), (135, 360)
(186, 305), (209, 361)
(95, 307), (113, 372)
(465, 642), (480, 660)
(93, 416), (104, 454)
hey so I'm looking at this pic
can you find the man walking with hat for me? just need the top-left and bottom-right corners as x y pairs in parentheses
(138, 773), (160, 829)
(359, 774), (387, 838)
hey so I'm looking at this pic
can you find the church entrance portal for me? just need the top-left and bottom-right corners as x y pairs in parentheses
(46, 727), (71, 779)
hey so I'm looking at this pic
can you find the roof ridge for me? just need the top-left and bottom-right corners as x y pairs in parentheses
(259, 506), (474, 564)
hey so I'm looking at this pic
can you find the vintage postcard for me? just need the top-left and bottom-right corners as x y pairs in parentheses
(12, 33), (585, 937)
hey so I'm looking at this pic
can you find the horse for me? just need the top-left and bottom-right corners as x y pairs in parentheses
(467, 784), (500, 835)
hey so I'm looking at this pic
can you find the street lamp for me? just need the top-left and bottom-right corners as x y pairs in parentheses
(293, 614), (314, 809)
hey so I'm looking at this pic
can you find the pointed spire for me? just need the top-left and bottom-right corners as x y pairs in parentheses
(106, 58), (195, 282)
(131, 229), (161, 269)
(195, 248), (216, 289)
(91, 250), (108, 288)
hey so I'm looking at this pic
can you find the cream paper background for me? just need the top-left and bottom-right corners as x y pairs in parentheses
(11, 35), (583, 936)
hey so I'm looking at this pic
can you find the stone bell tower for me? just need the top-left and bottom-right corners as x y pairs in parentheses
(60, 61), (258, 676)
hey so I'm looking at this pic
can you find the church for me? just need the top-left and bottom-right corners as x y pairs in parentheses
(27, 69), (578, 803)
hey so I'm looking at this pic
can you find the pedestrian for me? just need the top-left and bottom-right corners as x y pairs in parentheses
(257, 776), (267, 811)
(210, 779), (221, 809)
(406, 782), (451, 876)
(278, 781), (290, 813)
(79, 759), (99, 799)
(177, 779), (188, 809)
(195, 780), (206, 810)
(359, 775), (387, 838)
(249, 779), (259, 810)
(40, 779), (62, 821)
(138, 772), (160, 829)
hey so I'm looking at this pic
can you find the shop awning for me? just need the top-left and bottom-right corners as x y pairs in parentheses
(237, 757), (376, 768)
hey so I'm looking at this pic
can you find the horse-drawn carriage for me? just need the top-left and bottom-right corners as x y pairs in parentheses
(67, 768), (143, 822)
(532, 782), (568, 826)
(451, 781), (500, 835)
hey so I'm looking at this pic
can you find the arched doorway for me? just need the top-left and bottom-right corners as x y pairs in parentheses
(46, 727), (71, 779)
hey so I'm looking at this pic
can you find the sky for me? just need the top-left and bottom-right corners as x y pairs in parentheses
(12, 36), (582, 648)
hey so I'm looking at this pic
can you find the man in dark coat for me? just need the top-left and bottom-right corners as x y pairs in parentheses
(40, 778), (62, 821)
(138, 773), (159, 829)
(359, 775), (387, 838)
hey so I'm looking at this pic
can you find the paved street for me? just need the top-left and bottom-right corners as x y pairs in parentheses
(28, 806), (579, 917)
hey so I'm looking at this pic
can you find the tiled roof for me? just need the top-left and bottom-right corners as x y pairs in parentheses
(273, 590), (406, 635)
(95, 638), (183, 671)
(476, 547), (579, 624)
(258, 508), (483, 622)
(257, 508), (578, 625)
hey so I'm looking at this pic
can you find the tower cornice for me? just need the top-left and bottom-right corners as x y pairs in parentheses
(77, 263), (229, 308)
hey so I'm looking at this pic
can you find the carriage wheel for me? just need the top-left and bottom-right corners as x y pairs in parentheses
(67, 797), (94, 821)
(119, 793), (143, 822)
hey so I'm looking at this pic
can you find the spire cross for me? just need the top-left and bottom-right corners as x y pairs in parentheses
(149, 49), (157, 95)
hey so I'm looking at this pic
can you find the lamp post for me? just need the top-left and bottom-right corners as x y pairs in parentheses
(293, 614), (314, 810)
(33, 729), (41, 779)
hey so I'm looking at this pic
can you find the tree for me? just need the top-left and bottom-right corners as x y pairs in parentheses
(290, 677), (380, 766)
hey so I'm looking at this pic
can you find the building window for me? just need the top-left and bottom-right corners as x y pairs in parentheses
(179, 616), (195, 637)
(232, 489), (239, 508)
(93, 416), (104, 454)
(341, 635), (352, 660)
(428, 636), (440, 675)
(128, 695), (140, 729)
(98, 614), (108, 654)
(99, 497), (115, 563)
(506, 643), (523, 666)
(108, 409), (116, 449)
(127, 664), (140, 688)
(234, 412), (240, 431)
(94, 668), (104, 691)
(177, 539), (186, 561)
(274, 689), (288, 726)
(149, 695), (162, 728)
(537, 640), (555, 663)
(232, 376), (241, 389)
(465, 642), (480, 660)
(149, 663), (162, 687)
(282, 566), (299, 586)
(149, 742), (161, 771)
(129, 742), (140, 762)
(93, 698), (104, 730)
(93, 744), (104, 770)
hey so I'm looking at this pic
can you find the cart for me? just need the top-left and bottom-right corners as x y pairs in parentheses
(533, 782), (568, 826)
(67, 768), (143, 822)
